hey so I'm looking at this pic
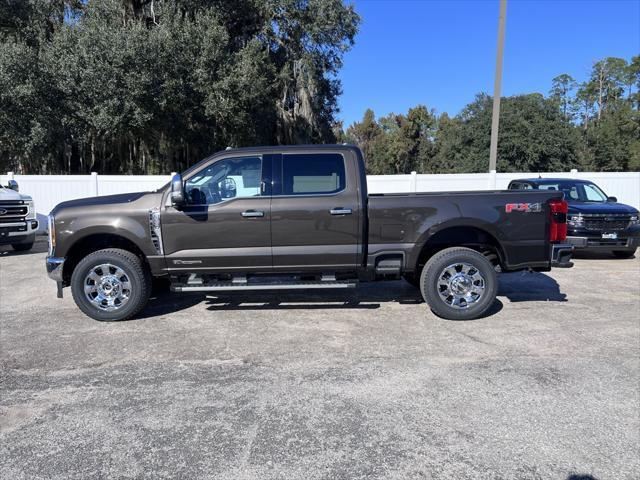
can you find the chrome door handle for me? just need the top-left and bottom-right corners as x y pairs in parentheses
(330, 208), (352, 215)
(241, 210), (264, 218)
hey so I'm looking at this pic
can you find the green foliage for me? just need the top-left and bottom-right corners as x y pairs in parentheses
(0, 0), (359, 173)
(1, 4), (636, 176)
(347, 55), (639, 174)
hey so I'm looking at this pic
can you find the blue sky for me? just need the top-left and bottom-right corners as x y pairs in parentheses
(338, 0), (640, 127)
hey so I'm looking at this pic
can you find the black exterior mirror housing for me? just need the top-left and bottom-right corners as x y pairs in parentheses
(607, 196), (617, 202)
(7, 179), (19, 192)
(170, 173), (185, 206)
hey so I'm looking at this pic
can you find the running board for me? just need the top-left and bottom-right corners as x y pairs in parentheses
(171, 280), (357, 292)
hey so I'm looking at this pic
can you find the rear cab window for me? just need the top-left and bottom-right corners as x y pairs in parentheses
(280, 153), (346, 196)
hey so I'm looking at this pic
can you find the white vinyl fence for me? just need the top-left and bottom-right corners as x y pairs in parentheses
(2, 170), (639, 234)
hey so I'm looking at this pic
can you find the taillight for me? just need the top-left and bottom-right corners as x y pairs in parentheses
(548, 199), (568, 243)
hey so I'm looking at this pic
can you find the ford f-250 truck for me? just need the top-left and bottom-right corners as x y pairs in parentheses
(1, 179), (38, 251)
(46, 145), (573, 321)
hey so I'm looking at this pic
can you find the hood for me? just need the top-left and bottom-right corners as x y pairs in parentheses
(567, 200), (638, 215)
(0, 187), (31, 201)
(52, 192), (147, 213)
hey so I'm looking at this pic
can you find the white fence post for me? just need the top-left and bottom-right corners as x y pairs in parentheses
(489, 170), (497, 190)
(7, 171), (14, 180)
(91, 172), (99, 196)
(570, 169), (578, 178)
(410, 171), (417, 193)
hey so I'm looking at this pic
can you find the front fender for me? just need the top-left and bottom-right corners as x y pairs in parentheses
(55, 215), (153, 258)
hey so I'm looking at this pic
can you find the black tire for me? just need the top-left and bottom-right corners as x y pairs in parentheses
(12, 242), (33, 252)
(70, 248), (151, 321)
(612, 249), (636, 259)
(420, 247), (497, 320)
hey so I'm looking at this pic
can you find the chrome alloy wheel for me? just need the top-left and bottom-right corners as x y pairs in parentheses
(84, 263), (132, 311)
(436, 262), (486, 309)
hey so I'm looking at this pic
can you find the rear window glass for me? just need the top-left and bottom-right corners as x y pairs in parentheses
(281, 153), (346, 195)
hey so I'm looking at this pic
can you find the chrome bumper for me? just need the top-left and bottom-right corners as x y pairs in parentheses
(551, 243), (574, 268)
(46, 256), (65, 282)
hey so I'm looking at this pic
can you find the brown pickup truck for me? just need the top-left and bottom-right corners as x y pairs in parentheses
(46, 145), (573, 321)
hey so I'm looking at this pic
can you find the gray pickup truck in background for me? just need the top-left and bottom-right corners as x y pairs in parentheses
(46, 145), (573, 322)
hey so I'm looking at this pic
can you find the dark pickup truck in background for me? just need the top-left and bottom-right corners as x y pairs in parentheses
(47, 145), (573, 322)
(508, 178), (639, 258)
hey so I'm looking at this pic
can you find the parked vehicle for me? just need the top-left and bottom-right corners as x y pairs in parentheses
(0, 180), (38, 252)
(508, 178), (639, 258)
(46, 145), (573, 322)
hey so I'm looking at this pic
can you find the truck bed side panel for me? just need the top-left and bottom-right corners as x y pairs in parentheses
(368, 190), (564, 271)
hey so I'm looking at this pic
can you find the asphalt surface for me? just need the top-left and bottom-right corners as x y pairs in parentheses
(1, 238), (639, 480)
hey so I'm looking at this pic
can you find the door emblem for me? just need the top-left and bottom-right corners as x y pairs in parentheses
(173, 260), (203, 265)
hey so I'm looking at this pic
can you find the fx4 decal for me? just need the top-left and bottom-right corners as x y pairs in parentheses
(505, 202), (542, 213)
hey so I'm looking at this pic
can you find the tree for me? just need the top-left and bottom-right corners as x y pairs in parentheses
(429, 94), (581, 173)
(345, 109), (381, 171)
(588, 57), (628, 120)
(0, 0), (360, 174)
(550, 73), (576, 118)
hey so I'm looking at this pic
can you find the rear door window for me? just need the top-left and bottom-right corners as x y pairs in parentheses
(280, 153), (346, 195)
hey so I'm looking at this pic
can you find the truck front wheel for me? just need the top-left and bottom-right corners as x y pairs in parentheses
(70, 248), (151, 322)
(420, 247), (497, 320)
(12, 242), (33, 252)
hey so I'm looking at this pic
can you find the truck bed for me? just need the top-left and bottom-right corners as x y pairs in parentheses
(367, 189), (565, 271)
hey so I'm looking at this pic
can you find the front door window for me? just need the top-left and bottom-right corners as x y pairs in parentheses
(185, 156), (262, 205)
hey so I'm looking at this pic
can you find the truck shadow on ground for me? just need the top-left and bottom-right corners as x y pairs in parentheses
(0, 236), (48, 257)
(498, 271), (567, 302)
(140, 270), (566, 320)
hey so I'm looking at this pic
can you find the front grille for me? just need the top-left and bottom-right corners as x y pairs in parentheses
(0, 201), (28, 224)
(583, 214), (632, 232)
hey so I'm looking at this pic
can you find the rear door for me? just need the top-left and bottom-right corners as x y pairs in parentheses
(270, 151), (361, 271)
(161, 154), (273, 272)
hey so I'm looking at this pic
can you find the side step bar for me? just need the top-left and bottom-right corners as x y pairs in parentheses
(171, 280), (357, 292)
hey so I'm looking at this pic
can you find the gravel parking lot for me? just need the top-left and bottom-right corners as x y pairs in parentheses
(1, 238), (639, 480)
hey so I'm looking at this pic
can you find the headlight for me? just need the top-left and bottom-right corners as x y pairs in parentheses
(48, 214), (56, 256)
(26, 200), (36, 220)
(630, 215), (639, 226)
(567, 214), (584, 228)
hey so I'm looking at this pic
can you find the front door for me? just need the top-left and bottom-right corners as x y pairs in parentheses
(270, 151), (361, 271)
(162, 154), (272, 273)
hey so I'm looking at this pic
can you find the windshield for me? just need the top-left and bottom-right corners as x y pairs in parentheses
(535, 181), (608, 202)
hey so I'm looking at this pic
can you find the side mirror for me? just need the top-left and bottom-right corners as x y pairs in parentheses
(607, 196), (617, 203)
(7, 179), (19, 192)
(170, 173), (185, 206)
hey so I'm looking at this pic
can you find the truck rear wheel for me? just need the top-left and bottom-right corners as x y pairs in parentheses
(70, 248), (151, 322)
(420, 247), (497, 320)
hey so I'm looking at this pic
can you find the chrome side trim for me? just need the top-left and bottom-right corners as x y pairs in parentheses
(149, 207), (164, 255)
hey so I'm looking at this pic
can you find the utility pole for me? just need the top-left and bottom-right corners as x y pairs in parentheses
(489, 0), (507, 173)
